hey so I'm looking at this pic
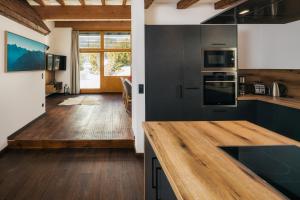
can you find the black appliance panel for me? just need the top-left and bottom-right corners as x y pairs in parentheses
(221, 145), (300, 200)
(203, 72), (237, 106)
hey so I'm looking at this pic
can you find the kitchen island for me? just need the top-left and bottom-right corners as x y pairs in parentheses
(143, 121), (300, 200)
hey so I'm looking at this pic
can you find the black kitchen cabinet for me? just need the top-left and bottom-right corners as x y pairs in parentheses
(145, 26), (184, 121)
(145, 137), (177, 200)
(200, 25), (237, 48)
(182, 26), (202, 120)
(237, 100), (257, 122)
(145, 25), (202, 121)
(145, 25), (239, 121)
(255, 101), (276, 131)
(261, 102), (300, 141)
(272, 105), (300, 141)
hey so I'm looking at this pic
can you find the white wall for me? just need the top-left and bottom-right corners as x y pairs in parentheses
(131, 0), (145, 153)
(145, 2), (223, 25)
(0, 15), (46, 150)
(46, 21), (72, 88)
(239, 21), (300, 69)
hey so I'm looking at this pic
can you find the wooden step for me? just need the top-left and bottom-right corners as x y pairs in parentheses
(8, 139), (134, 149)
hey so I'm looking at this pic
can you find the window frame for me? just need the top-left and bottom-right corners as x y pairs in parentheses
(79, 31), (132, 92)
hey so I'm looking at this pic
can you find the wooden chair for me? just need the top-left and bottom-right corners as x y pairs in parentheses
(120, 78), (132, 114)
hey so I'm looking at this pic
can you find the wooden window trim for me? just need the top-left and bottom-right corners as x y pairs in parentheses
(79, 31), (132, 93)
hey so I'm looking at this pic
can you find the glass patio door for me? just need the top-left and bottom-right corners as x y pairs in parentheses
(79, 32), (131, 93)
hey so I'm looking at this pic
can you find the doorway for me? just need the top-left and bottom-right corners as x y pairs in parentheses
(79, 32), (131, 93)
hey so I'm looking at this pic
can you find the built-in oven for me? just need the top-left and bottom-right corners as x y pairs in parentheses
(202, 48), (237, 72)
(202, 72), (237, 107)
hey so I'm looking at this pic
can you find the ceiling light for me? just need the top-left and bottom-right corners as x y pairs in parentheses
(239, 9), (250, 15)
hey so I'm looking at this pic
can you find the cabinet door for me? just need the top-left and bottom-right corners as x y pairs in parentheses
(201, 25), (237, 48)
(145, 25), (184, 120)
(237, 100), (257, 123)
(272, 105), (300, 141)
(145, 137), (158, 200)
(255, 101), (276, 131)
(157, 169), (177, 200)
(182, 26), (202, 120)
(145, 137), (177, 200)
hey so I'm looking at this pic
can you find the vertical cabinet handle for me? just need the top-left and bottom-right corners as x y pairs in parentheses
(180, 85), (183, 98)
(177, 85), (183, 98)
(152, 157), (162, 200)
(152, 157), (157, 189)
(156, 167), (162, 200)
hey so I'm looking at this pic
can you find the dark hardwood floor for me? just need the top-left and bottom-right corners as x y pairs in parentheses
(0, 149), (144, 200)
(8, 94), (134, 149)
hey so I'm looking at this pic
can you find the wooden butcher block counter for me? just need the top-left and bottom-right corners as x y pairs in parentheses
(143, 121), (300, 200)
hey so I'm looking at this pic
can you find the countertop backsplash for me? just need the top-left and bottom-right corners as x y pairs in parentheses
(239, 69), (300, 99)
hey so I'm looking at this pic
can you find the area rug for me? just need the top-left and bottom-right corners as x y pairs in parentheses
(59, 96), (101, 106)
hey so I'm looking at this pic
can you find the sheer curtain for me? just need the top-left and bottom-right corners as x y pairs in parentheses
(70, 30), (80, 94)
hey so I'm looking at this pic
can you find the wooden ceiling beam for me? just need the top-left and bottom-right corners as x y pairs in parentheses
(145, 0), (154, 9)
(177, 0), (200, 9)
(56, 0), (65, 6)
(123, 0), (127, 6)
(215, 0), (247, 9)
(33, 0), (45, 6)
(33, 6), (131, 20)
(0, 0), (50, 35)
(55, 21), (131, 31)
(79, 0), (85, 6)
(101, 0), (105, 6)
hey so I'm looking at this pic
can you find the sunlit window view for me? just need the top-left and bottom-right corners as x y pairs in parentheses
(104, 52), (131, 76)
(79, 32), (131, 91)
(104, 32), (131, 49)
(79, 33), (100, 48)
(79, 53), (100, 89)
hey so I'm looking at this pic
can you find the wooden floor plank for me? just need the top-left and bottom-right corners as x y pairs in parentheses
(8, 94), (134, 149)
(0, 149), (144, 200)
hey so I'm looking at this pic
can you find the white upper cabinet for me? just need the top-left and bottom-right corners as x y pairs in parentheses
(238, 21), (300, 69)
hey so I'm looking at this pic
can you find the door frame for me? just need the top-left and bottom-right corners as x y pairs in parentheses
(79, 31), (131, 94)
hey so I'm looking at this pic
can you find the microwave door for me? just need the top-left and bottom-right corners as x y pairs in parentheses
(202, 48), (237, 71)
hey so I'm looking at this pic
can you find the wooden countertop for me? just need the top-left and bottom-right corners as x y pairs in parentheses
(143, 121), (300, 200)
(238, 95), (300, 110)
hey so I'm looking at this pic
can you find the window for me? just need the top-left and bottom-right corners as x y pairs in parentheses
(79, 33), (100, 48)
(104, 52), (131, 76)
(104, 32), (131, 49)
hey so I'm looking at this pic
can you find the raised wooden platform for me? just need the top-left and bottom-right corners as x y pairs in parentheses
(8, 94), (134, 149)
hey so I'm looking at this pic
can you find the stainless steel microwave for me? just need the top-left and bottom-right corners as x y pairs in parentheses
(202, 48), (237, 72)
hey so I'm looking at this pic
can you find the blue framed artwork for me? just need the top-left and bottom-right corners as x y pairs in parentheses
(5, 31), (47, 72)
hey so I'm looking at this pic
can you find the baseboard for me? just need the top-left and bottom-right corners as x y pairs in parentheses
(7, 113), (46, 140)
